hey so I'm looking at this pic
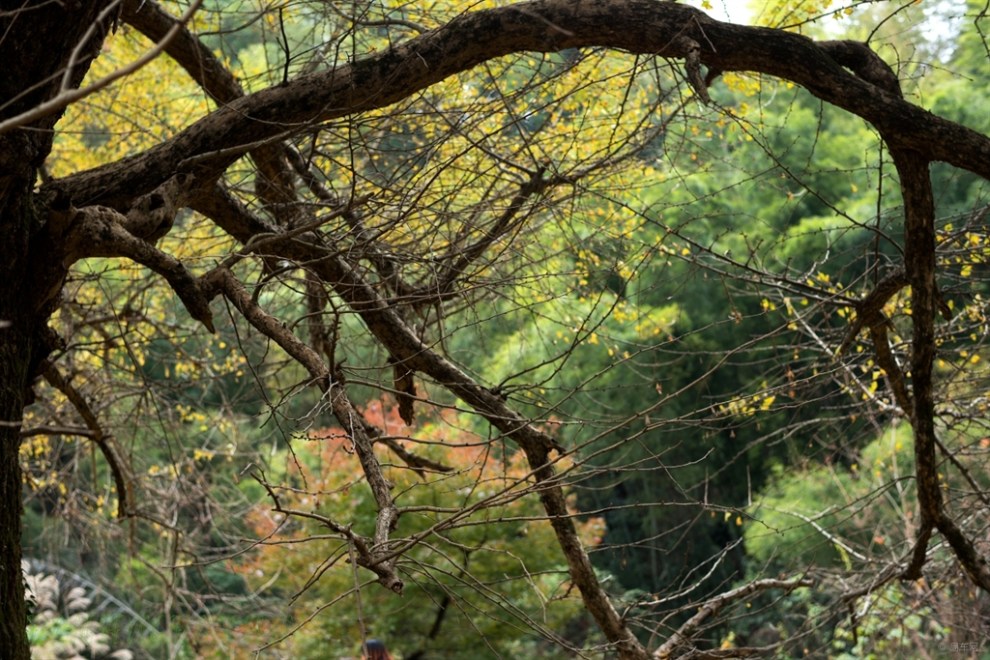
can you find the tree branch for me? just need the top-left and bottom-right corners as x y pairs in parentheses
(203, 267), (404, 592)
(59, 204), (215, 332)
(653, 577), (814, 659)
(121, 0), (298, 211)
(49, 0), (990, 210)
(891, 146), (990, 592)
(40, 364), (131, 519)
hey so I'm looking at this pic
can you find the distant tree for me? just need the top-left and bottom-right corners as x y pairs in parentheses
(1, 1), (988, 658)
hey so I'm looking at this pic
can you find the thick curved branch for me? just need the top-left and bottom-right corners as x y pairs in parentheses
(836, 269), (907, 357)
(59, 205), (215, 332)
(892, 146), (990, 592)
(121, 0), (296, 210)
(122, 0), (242, 105)
(50, 0), (990, 209)
(119, 173), (196, 242)
(868, 324), (911, 415)
(835, 269), (913, 413)
(819, 40), (902, 97)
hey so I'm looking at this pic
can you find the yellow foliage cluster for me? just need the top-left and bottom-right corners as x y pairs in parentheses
(719, 391), (777, 418)
(50, 23), (209, 177)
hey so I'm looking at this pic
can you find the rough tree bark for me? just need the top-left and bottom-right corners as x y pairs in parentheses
(0, 1), (116, 656)
(1, 0), (988, 657)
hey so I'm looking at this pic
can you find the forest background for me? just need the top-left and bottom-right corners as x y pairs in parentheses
(6, 0), (990, 658)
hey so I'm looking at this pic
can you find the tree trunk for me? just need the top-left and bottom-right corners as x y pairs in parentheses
(0, 100), (48, 660)
(0, 1), (115, 654)
(0, 317), (32, 659)
(0, 122), (45, 660)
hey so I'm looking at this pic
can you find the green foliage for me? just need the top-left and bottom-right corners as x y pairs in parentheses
(745, 425), (915, 569)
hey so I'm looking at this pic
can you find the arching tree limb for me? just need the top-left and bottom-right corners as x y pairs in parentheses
(49, 0), (990, 210)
